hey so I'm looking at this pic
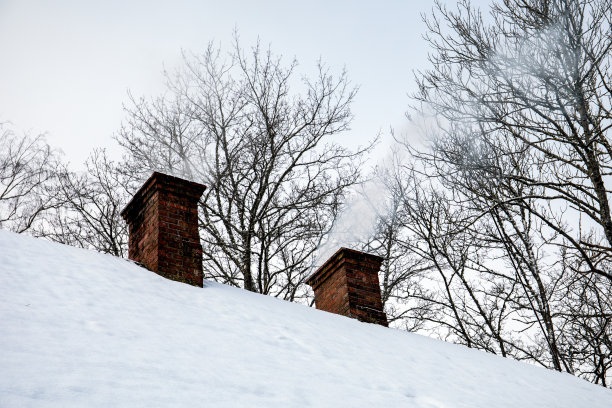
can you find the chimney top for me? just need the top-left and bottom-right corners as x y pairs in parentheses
(306, 247), (383, 285)
(121, 172), (206, 220)
(307, 247), (388, 326)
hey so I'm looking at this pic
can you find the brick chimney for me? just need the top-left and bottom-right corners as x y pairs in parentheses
(121, 172), (206, 287)
(306, 248), (388, 326)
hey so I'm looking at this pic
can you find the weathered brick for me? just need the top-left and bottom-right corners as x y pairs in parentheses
(306, 248), (388, 327)
(121, 172), (206, 287)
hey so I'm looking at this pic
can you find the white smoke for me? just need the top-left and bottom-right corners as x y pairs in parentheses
(315, 178), (390, 266)
(313, 115), (435, 268)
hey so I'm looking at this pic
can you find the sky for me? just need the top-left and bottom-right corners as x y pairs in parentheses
(0, 0), (490, 167)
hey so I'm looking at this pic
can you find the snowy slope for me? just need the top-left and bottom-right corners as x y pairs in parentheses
(1, 229), (611, 408)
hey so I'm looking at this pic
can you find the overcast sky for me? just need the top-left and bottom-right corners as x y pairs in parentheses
(0, 0), (490, 167)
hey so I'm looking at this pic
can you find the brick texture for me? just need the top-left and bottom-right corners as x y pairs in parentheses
(121, 172), (206, 287)
(306, 248), (388, 326)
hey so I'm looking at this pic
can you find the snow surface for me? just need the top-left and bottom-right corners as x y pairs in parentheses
(1, 229), (611, 408)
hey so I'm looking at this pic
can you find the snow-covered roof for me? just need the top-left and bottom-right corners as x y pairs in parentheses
(1, 229), (611, 407)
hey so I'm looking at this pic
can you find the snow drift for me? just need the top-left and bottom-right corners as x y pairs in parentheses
(1, 229), (610, 407)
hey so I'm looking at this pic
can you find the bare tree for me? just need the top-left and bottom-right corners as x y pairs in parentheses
(0, 122), (61, 234)
(558, 242), (612, 386)
(117, 39), (370, 300)
(415, 0), (612, 281)
(403, 0), (612, 386)
(46, 149), (135, 257)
